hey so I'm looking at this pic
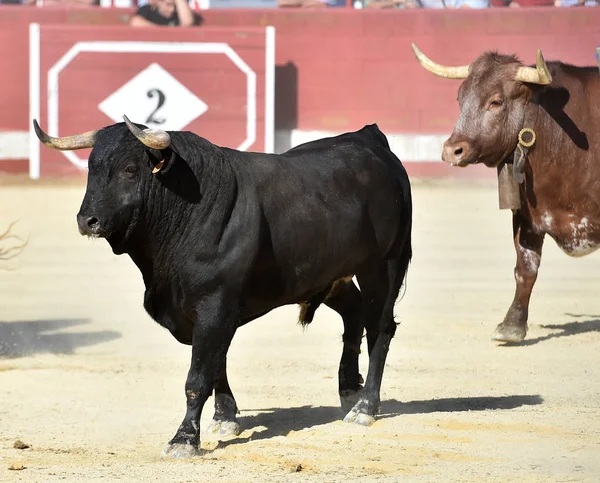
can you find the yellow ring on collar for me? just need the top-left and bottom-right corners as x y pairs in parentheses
(518, 128), (536, 148)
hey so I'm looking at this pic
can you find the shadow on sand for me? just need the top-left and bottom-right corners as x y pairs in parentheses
(215, 394), (543, 446)
(500, 315), (600, 347)
(0, 318), (121, 358)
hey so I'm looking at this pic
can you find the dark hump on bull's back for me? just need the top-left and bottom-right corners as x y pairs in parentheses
(329, 123), (389, 148)
(357, 123), (391, 151)
(170, 130), (216, 153)
(281, 124), (389, 157)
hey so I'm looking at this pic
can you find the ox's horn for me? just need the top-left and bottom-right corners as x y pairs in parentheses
(514, 49), (552, 85)
(33, 120), (97, 150)
(123, 115), (170, 150)
(411, 43), (471, 80)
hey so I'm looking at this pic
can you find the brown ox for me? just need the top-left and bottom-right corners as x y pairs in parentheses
(412, 44), (600, 343)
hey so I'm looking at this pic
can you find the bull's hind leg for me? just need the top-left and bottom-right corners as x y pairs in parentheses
(206, 359), (241, 437)
(345, 251), (410, 426)
(493, 212), (545, 343)
(324, 280), (365, 413)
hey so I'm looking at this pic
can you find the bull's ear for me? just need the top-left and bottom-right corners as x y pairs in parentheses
(146, 148), (177, 175)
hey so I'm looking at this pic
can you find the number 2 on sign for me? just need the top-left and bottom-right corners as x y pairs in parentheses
(146, 88), (166, 125)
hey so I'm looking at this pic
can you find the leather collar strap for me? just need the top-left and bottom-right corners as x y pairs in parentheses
(497, 94), (541, 210)
(512, 94), (541, 184)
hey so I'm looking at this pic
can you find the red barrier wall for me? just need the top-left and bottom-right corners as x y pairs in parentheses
(200, 8), (600, 135)
(1, 7), (599, 141)
(0, 7), (130, 131)
(2, 6), (600, 136)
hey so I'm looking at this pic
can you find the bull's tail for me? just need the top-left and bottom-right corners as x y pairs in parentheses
(396, 225), (412, 301)
(391, 167), (413, 303)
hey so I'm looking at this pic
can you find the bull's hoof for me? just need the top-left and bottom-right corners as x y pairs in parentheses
(492, 324), (527, 343)
(161, 443), (201, 458)
(343, 409), (376, 426)
(340, 389), (362, 414)
(206, 419), (241, 437)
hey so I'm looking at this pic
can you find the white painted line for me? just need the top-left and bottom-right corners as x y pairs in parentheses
(285, 130), (448, 163)
(2, 130), (451, 163)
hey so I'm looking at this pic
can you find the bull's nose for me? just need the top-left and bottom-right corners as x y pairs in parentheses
(442, 141), (471, 166)
(77, 213), (101, 236)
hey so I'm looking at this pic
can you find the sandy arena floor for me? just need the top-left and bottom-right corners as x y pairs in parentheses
(1, 175), (599, 482)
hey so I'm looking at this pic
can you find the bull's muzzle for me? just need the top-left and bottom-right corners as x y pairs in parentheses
(77, 213), (103, 237)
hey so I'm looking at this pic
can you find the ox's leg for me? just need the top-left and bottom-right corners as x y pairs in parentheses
(162, 294), (237, 458)
(324, 280), (365, 413)
(206, 360), (241, 437)
(345, 252), (410, 426)
(493, 212), (544, 343)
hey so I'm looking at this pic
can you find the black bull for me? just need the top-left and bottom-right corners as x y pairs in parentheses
(34, 119), (412, 457)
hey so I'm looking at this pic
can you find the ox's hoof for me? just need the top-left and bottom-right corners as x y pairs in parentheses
(340, 389), (362, 414)
(343, 409), (376, 426)
(206, 419), (241, 437)
(161, 443), (201, 459)
(492, 324), (527, 343)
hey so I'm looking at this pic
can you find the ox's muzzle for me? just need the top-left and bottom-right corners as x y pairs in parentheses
(442, 139), (475, 167)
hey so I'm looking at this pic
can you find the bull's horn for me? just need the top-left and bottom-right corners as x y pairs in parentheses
(123, 115), (170, 150)
(411, 43), (471, 80)
(33, 120), (97, 150)
(514, 49), (552, 85)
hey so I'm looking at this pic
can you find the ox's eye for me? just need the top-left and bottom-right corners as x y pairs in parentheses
(489, 98), (503, 109)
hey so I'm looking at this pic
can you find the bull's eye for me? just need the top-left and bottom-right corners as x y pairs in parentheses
(124, 165), (138, 176)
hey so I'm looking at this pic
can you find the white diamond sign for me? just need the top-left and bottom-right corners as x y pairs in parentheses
(98, 62), (208, 130)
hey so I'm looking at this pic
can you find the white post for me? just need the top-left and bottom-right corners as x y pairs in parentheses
(264, 26), (275, 154)
(29, 23), (41, 180)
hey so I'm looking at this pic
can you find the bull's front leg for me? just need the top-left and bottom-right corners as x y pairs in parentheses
(162, 292), (237, 458)
(492, 211), (544, 343)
